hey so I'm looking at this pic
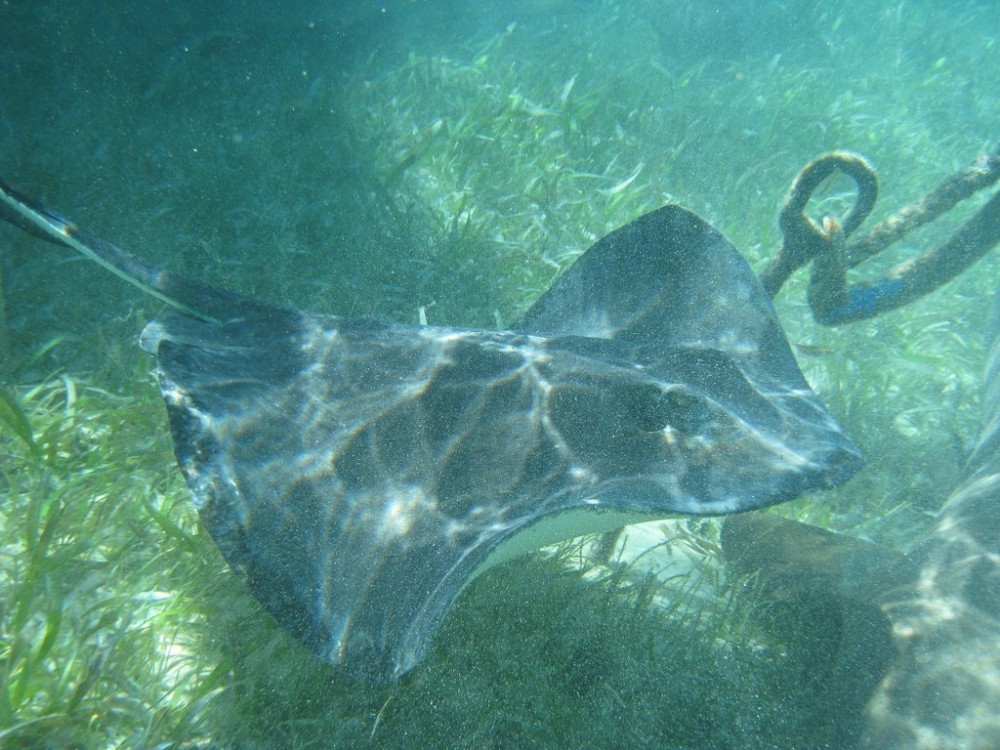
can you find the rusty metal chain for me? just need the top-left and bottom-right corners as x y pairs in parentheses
(762, 144), (1000, 325)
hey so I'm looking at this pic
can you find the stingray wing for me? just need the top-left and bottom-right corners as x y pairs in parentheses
(519, 204), (806, 388)
(139, 206), (860, 683)
(143, 311), (577, 682)
(517, 204), (862, 503)
(1, 178), (860, 682)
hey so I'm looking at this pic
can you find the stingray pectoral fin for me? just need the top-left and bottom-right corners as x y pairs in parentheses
(517, 204), (809, 391)
(142, 204), (861, 684)
(7, 170), (862, 684)
(148, 299), (860, 681)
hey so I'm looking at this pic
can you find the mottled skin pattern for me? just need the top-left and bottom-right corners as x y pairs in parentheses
(142, 207), (861, 681)
(722, 287), (1000, 749)
(859, 290), (1000, 749)
(1, 179), (862, 682)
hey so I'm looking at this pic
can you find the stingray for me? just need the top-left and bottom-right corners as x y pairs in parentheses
(0, 177), (862, 682)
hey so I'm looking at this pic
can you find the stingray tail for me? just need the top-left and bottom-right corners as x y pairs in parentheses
(0, 176), (262, 324)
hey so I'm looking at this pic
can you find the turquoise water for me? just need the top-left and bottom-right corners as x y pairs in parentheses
(1, 1), (999, 747)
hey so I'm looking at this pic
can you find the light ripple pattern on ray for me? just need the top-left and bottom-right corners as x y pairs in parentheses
(0, 177), (862, 682)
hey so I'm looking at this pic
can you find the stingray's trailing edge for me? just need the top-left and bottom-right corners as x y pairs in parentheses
(0, 174), (862, 682)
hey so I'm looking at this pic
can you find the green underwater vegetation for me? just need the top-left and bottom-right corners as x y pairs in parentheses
(2, 0), (1000, 747)
(0, 382), (873, 749)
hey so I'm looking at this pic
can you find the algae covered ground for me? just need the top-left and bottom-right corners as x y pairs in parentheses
(1, 1), (999, 747)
